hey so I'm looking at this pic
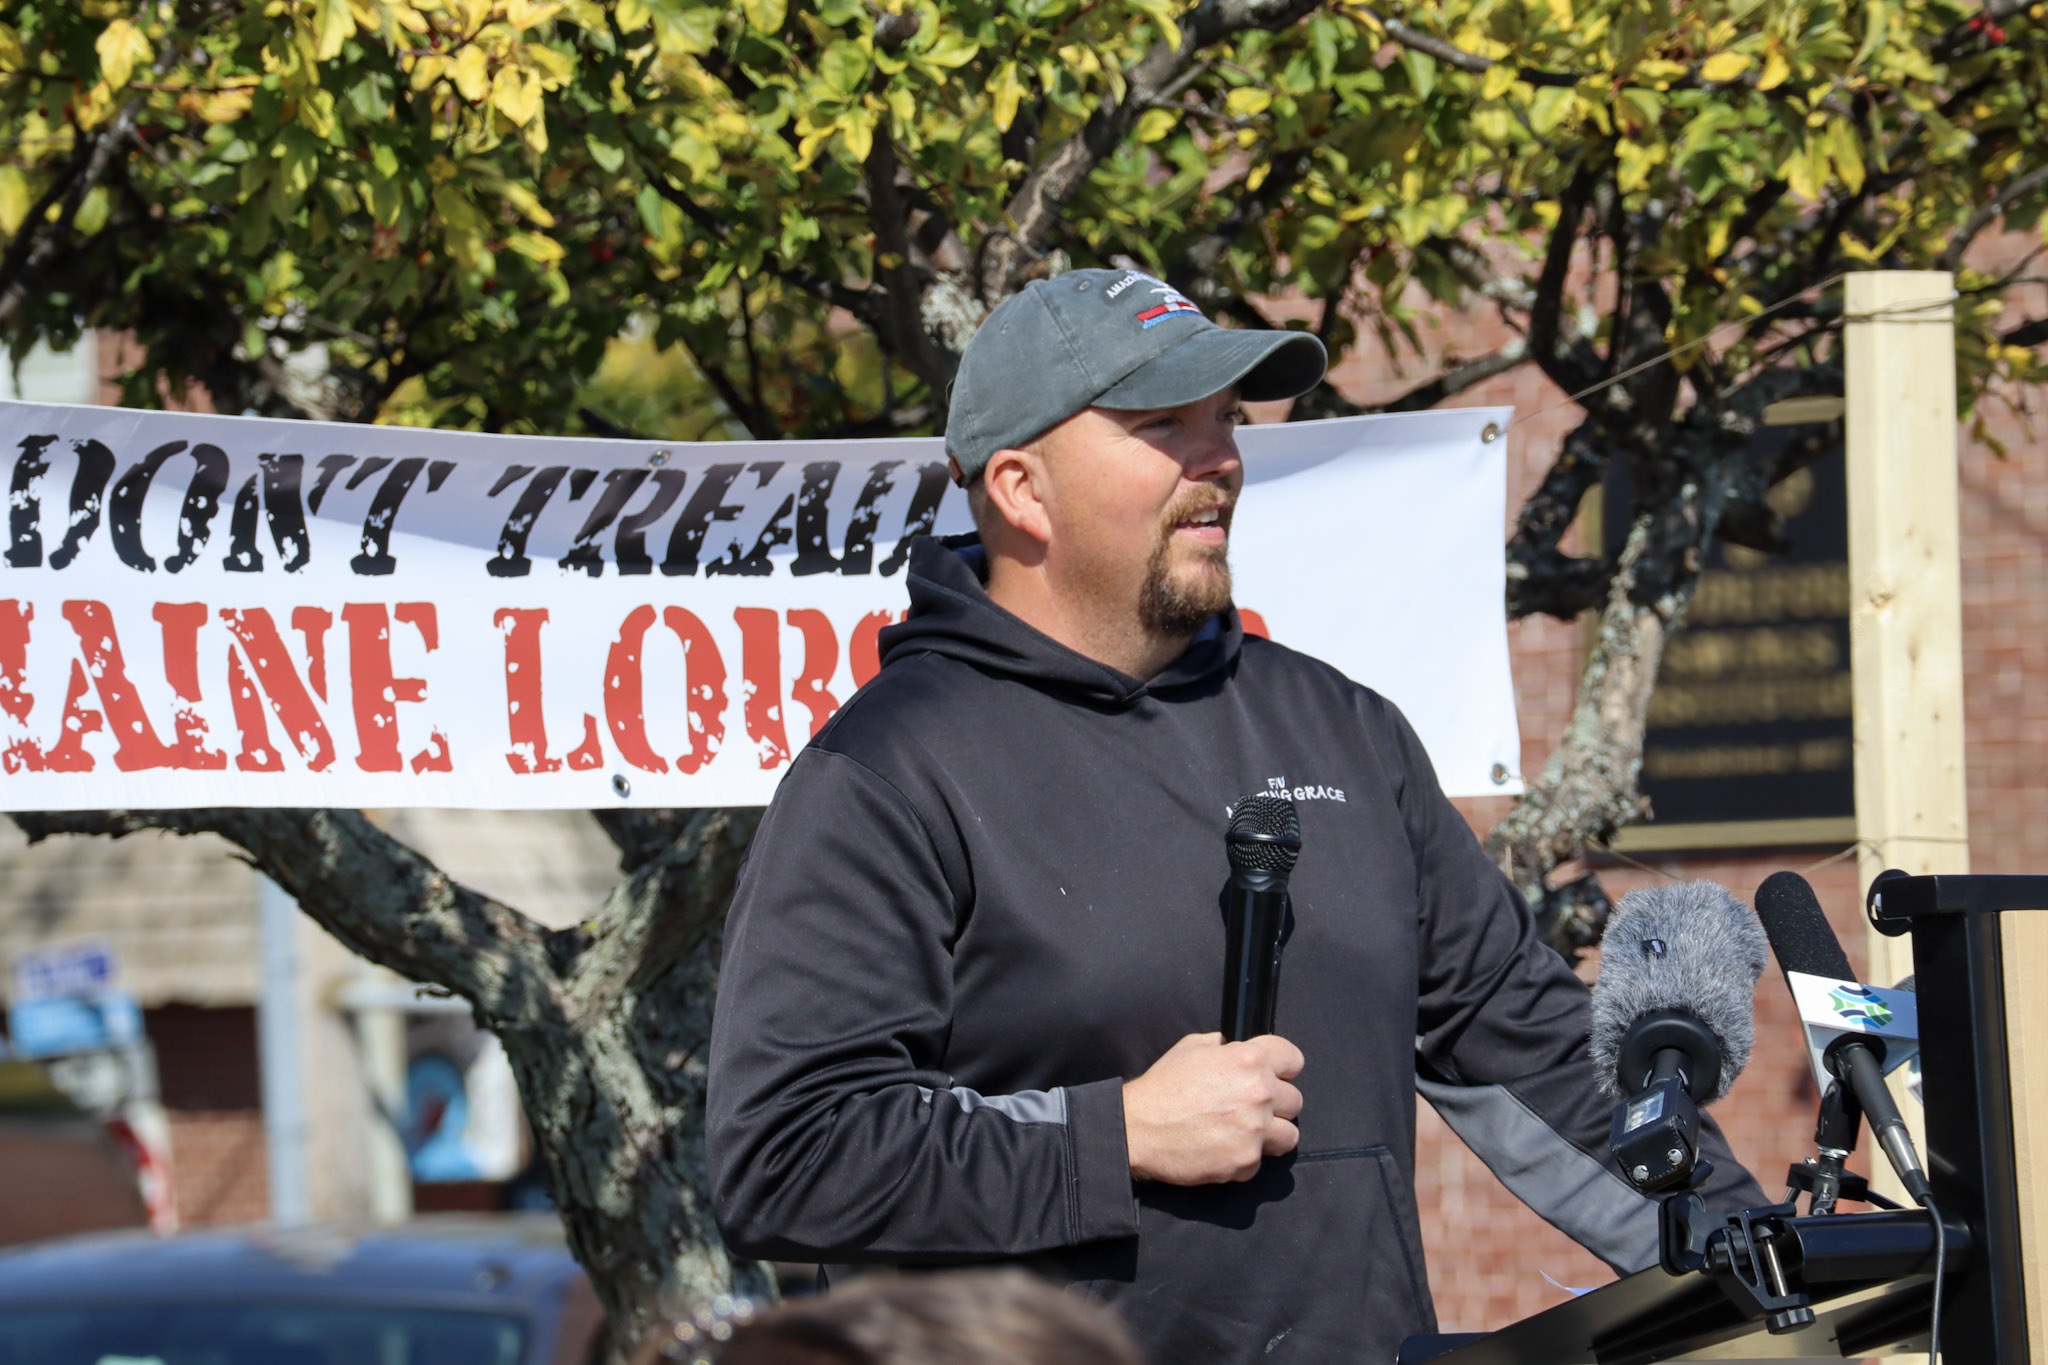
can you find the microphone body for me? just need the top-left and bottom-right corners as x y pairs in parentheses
(1222, 795), (1301, 1042)
(1589, 882), (1768, 1192)
(1221, 871), (1287, 1042)
(1755, 871), (1934, 1208)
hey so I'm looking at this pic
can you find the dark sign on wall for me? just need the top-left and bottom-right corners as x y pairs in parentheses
(1601, 430), (1854, 849)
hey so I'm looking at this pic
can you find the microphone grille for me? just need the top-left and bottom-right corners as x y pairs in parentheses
(1227, 795), (1302, 874)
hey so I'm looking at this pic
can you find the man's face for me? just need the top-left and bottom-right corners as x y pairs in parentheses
(1034, 387), (1246, 637)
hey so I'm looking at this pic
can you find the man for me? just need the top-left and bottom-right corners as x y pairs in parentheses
(706, 270), (1760, 1363)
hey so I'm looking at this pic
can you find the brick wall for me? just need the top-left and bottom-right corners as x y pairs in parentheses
(146, 1005), (268, 1226)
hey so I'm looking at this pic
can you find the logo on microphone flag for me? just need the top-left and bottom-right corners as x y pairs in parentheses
(1786, 971), (1918, 1098)
(1826, 983), (1894, 1028)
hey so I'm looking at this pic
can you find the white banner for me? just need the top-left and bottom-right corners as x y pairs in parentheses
(0, 401), (1519, 808)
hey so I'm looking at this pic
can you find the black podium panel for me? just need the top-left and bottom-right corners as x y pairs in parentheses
(1412, 1263), (1933, 1365)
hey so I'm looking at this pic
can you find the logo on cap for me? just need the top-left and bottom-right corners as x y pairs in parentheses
(1136, 283), (1202, 329)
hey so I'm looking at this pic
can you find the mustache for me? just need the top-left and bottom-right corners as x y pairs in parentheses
(1160, 487), (1236, 532)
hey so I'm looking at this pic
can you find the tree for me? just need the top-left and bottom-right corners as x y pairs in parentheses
(5, 0), (2047, 1353)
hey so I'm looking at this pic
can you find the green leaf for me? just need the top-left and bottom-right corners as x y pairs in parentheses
(588, 131), (627, 173)
(820, 40), (869, 94)
(741, 0), (786, 34)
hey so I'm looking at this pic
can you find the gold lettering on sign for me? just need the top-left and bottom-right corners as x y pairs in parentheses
(1647, 673), (1853, 727)
(1688, 563), (1850, 625)
(1643, 735), (1851, 779)
(1661, 624), (1841, 679)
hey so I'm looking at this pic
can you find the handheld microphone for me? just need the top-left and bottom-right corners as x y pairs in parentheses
(1221, 795), (1300, 1042)
(1754, 870), (1933, 1209)
(1588, 882), (1767, 1192)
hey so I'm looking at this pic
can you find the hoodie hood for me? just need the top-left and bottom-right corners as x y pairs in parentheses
(877, 534), (1242, 705)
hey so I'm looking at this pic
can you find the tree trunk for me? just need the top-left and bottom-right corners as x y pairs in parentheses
(6, 805), (768, 1360)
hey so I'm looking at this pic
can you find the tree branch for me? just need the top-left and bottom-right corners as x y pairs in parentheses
(978, 0), (1322, 298)
(1363, 11), (1578, 85)
(1505, 421), (1612, 620)
(1938, 161), (2048, 270)
(1932, 0), (2036, 60)
(566, 808), (763, 1015)
(2004, 315), (2048, 348)
(1527, 158), (1607, 399)
(7, 809), (556, 1024)
(0, 100), (147, 328)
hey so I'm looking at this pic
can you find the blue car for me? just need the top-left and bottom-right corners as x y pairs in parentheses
(0, 1215), (605, 1365)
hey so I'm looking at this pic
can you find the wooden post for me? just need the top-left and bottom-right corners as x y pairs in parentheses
(1845, 270), (1969, 957)
(1845, 270), (2046, 1357)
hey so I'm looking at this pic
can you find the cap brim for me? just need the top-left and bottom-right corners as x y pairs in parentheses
(1090, 327), (1328, 410)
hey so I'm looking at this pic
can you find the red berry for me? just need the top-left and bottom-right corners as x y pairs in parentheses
(1990, 23), (2007, 40)
(1969, 14), (1985, 29)
(590, 242), (614, 264)
(483, 277), (498, 291)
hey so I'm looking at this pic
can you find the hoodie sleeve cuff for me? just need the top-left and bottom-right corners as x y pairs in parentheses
(1063, 1077), (1141, 1244)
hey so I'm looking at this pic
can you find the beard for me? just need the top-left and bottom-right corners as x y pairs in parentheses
(1137, 489), (1235, 636)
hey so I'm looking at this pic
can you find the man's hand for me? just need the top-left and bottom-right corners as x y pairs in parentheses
(1122, 1032), (1304, 1185)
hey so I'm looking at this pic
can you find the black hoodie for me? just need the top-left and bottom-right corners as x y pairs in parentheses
(706, 536), (1760, 1364)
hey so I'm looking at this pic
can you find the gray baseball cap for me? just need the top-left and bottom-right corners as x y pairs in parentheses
(946, 268), (1328, 480)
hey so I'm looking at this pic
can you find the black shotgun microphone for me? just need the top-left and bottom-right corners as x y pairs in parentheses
(1222, 794), (1301, 1042)
(1754, 870), (1934, 1209)
(1589, 882), (1768, 1192)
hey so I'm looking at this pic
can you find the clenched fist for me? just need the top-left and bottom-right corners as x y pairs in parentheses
(1122, 1032), (1304, 1185)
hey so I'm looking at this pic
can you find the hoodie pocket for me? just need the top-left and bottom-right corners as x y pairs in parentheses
(1080, 1144), (1437, 1364)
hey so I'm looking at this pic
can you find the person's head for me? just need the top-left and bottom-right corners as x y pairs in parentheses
(945, 270), (1325, 656)
(643, 1270), (1145, 1365)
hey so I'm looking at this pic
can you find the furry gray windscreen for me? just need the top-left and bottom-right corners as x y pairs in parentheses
(1588, 881), (1770, 1102)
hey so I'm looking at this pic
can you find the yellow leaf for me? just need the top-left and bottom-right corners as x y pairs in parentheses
(410, 53), (449, 91)
(311, 0), (356, 60)
(1544, 0), (1573, 29)
(1480, 61), (1516, 100)
(1699, 51), (1752, 82)
(76, 79), (117, 129)
(213, 82), (260, 121)
(492, 65), (542, 124)
(615, 0), (650, 31)
(1245, 161), (1270, 193)
(741, 0), (786, 33)
(1633, 59), (1687, 84)
(95, 17), (152, 92)
(507, 230), (564, 262)
(1225, 86), (1273, 117)
(1130, 0), (1181, 44)
(1827, 119), (1864, 194)
(453, 44), (490, 101)
(0, 166), (29, 234)
(1135, 107), (1177, 142)
(298, 86), (336, 137)
(0, 23), (25, 74)
(498, 180), (557, 226)
(524, 42), (575, 86)
(991, 61), (1024, 133)
(507, 0), (565, 29)
(840, 108), (875, 163)
(1757, 47), (1790, 91)
(1777, 137), (1826, 201)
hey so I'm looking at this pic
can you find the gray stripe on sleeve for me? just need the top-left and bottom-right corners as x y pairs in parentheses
(1417, 1076), (1661, 1273)
(917, 1084), (1069, 1126)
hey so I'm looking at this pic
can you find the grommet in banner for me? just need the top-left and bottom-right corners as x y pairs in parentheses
(1480, 422), (1502, 444)
(612, 773), (632, 798)
(649, 449), (670, 467)
(1490, 762), (1512, 786)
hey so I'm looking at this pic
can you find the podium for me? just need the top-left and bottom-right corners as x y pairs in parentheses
(1406, 874), (2048, 1365)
